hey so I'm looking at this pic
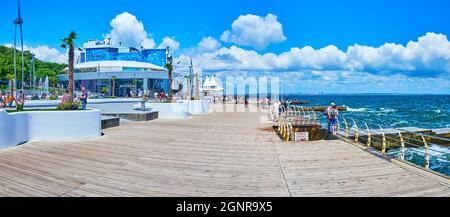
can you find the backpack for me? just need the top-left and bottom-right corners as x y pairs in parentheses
(330, 108), (338, 118)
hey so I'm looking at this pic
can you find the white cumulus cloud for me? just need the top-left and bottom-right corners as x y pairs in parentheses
(108, 12), (156, 49)
(30, 45), (68, 64)
(187, 32), (450, 79)
(158, 37), (180, 51)
(198, 36), (221, 52)
(220, 14), (287, 50)
(4, 44), (68, 64)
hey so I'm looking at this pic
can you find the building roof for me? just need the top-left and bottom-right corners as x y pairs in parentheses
(63, 60), (167, 73)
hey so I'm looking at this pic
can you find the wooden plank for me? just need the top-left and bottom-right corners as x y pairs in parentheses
(0, 105), (448, 197)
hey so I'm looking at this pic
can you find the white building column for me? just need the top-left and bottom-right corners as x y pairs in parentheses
(143, 78), (149, 91)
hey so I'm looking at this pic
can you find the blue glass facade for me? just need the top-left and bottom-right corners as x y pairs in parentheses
(80, 48), (167, 67)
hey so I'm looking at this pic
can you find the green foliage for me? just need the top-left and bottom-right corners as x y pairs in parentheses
(61, 31), (78, 48)
(57, 101), (80, 111)
(101, 86), (109, 95)
(16, 104), (24, 112)
(0, 46), (66, 87)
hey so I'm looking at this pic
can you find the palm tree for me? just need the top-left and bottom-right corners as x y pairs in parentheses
(165, 62), (174, 102)
(60, 31), (79, 102)
(111, 76), (117, 97)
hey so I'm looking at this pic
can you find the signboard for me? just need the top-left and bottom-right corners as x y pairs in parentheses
(295, 132), (309, 141)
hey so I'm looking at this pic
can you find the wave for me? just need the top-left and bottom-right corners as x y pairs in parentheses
(428, 145), (450, 157)
(433, 109), (442, 114)
(380, 108), (397, 113)
(388, 145), (450, 175)
(390, 120), (409, 127)
(347, 107), (367, 112)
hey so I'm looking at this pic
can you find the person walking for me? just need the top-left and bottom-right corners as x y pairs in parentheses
(324, 102), (335, 132)
(80, 86), (88, 109)
(154, 91), (158, 102)
(0, 91), (4, 108)
(328, 104), (339, 136)
(5, 92), (14, 108)
(15, 90), (25, 111)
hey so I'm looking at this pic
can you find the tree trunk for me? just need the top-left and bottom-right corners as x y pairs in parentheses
(112, 80), (116, 97)
(168, 69), (173, 102)
(68, 46), (75, 102)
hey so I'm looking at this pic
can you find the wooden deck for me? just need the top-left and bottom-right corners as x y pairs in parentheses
(0, 109), (448, 197)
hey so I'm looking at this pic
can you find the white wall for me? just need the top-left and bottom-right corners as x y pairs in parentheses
(187, 100), (211, 115)
(0, 110), (102, 149)
(146, 100), (211, 119)
(149, 103), (190, 119)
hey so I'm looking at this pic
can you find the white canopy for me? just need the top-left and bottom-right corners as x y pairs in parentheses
(203, 76), (211, 87)
(201, 75), (223, 93)
(209, 76), (219, 87)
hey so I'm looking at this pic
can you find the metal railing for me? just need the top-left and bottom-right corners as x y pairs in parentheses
(272, 105), (449, 176)
(274, 106), (319, 142)
(334, 116), (449, 175)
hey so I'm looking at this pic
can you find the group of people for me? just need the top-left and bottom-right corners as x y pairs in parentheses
(0, 90), (25, 110)
(324, 102), (339, 136)
(153, 91), (168, 102)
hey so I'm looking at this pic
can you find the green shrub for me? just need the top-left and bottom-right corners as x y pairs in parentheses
(57, 101), (80, 110)
(49, 96), (59, 100)
(16, 104), (24, 112)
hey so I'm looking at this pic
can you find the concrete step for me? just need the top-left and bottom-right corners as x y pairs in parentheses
(101, 116), (120, 129)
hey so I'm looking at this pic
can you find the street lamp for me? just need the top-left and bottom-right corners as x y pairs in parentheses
(189, 58), (194, 100)
(13, 0), (25, 95)
(176, 58), (195, 100)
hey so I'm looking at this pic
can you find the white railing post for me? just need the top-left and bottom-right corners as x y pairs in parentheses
(420, 133), (430, 170)
(398, 131), (405, 161)
(365, 122), (371, 148)
(380, 125), (387, 155)
(353, 120), (359, 143)
(344, 118), (349, 138)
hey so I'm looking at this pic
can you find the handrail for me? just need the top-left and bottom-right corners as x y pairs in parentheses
(339, 120), (449, 155)
(345, 116), (450, 143)
(343, 117), (450, 153)
(338, 124), (449, 162)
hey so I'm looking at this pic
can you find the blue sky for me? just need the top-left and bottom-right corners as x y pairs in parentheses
(1, 0), (450, 93)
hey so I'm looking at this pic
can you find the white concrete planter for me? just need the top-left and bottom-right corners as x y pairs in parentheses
(187, 100), (211, 115)
(0, 109), (102, 149)
(148, 103), (190, 119)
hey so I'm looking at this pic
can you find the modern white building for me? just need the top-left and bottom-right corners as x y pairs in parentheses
(58, 38), (172, 97)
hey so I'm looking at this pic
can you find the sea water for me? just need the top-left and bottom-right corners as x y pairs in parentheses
(282, 94), (450, 176)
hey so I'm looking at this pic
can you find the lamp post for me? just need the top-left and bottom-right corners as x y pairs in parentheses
(189, 58), (194, 100)
(13, 0), (25, 96)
